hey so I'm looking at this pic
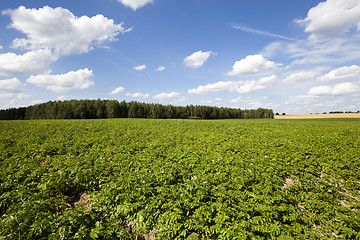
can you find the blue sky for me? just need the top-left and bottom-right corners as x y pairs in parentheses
(0, 0), (360, 114)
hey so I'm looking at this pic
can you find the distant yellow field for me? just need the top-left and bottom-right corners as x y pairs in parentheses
(274, 113), (360, 119)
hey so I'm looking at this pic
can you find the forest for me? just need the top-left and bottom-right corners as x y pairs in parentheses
(0, 99), (274, 120)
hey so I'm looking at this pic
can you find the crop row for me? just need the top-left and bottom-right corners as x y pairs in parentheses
(1, 118), (359, 239)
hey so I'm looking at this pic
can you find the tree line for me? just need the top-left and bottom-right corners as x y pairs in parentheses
(0, 99), (274, 120)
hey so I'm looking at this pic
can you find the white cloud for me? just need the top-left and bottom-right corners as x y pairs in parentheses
(153, 92), (180, 100)
(311, 98), (345, 108)
(133, 65), (146, 71)
(109, 86), (125, 95)
(308, 82), (359, 95)
(0, 78), (24, 92)
(184, 50), (215, 68)
(332, 82), (359, 95)
(201, 97), (223, 104)
(117, 0), (153, 11)
(125, 92), (149, 99)
(3, 6), (131, 55)
(17, 93), (31, 99)
(31, 100), (43, 105)
(285, 95), (320, 105)
(318, 65), (360, 82)
(27, 68), (94, 92)
(0, 93), (14, 99)
(227, 54), (278, 77)
(56, 96), (66, 101)
(188, 80), (242, 95)
(231, 75), (278, 94)
(153, 92), (185, 103)
(297, 0), (360, 40)
(2, 99), (17, 107)
(0, 78), (25, 99)
(0, 48), (56, 76)
(188, 75), (277, 95)
(230, 97), (242, 103)
(307, 85), (333, 95)
(262, 36), (360, 68)
(200, 100), (213, 104)
(156, 66), (166, 71)
(232, 25), (296, 41)
(244, 96), (279, 109)
(282, 67), (328, 84)
(0, 45), (3, 49)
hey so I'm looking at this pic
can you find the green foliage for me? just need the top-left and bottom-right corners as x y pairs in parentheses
(0, 99), (274, 120)
(1, 118), (359, 239)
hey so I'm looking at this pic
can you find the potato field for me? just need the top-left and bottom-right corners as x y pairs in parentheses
(1, 118), (359, 239)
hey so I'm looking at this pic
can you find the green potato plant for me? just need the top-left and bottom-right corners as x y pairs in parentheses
(0, 118), (359, 239)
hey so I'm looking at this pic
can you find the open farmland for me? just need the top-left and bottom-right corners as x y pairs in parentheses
(1, 118), (360, 239)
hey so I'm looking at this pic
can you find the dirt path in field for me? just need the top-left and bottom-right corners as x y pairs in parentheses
(274, 113), (360, 119)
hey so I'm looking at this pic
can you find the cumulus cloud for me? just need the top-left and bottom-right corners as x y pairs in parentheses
(0, 78), (25, 92)
(109, 86), (125, 95)
(27, 68), (94, 92)
(230, 97), (242, 103)
(227, 54), (278, 77)
(231, 75), (278, 94)
(125, 92), (149, 99)
(282, 67), (328, 84)
(3, 6), (131, 55)
(117, 0), (153, 11)
(307, 85), (333, 95)
(188, 75), (277, 95)
(188, 80), (242, 95)
(0, 78), (25, 98)
(327, 82), (359, 95)
(297, 0), (360, 40)
(153, 92), (180, 100)
(153, 92), (186, 103)
(0, 48), (57, 76)
(156, 66), (166, 71)
(308, 82), (359, 95)
(133, 65), (146, 71)
(184, 50), (215, 68)
(318, 65), (360, 82)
